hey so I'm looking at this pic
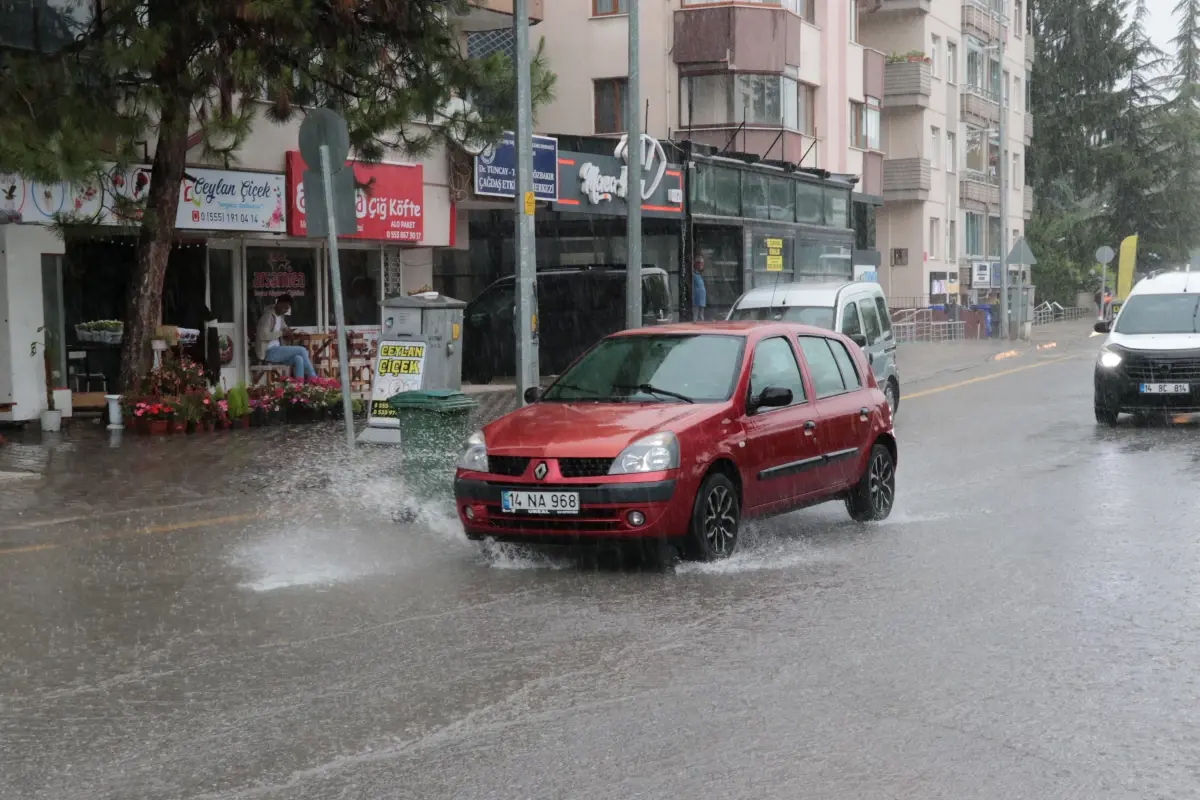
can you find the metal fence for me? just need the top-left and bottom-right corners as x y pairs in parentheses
(1032, 302), (1090, 326)
(890, 308), (966, 343)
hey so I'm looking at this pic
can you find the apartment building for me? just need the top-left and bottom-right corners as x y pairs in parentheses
(858, 0), (1033, 306)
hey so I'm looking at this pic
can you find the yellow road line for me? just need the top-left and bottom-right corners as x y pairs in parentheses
(0, 512), (265, 557)
(905, 354), (1078, 400)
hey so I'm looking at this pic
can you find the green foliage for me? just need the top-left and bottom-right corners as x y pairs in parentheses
(225, 384), (251, 419)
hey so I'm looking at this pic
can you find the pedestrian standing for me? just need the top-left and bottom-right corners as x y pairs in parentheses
(692, 256), (708, 321)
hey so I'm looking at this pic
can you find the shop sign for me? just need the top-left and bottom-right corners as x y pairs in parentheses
(972, 261), (991, 288)
(1, 166), (286, 232)
(553, 140), (684, 219)
(367, 340), (426, 427)
(250, 251), (309, 298)
(765, 238), (784, 272)
(474, 131), (558, 201)
(286, 151), (424, 242)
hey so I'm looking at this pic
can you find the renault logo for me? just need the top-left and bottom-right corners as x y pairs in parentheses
(533, 461), (549, 481)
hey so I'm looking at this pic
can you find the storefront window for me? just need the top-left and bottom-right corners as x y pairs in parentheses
(691, 164), (740, 217)
(329, 249), (383, 327)
(797, 242), (852, 280)
(741, 173), (771, 220)
(797, 182), (825, 225)
(853, 201), (877, 250)
(824, 189), (850, 228)
(768, 178), (794, 222)
(694, 226), (742, 319)
(246, 246), (318, 328)
(208, 249), (235, 323)
(750, 233), (794, 289)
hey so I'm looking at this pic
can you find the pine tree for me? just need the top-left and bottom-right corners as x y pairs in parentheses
(1160, 0), (1200, 262)
(0, 0), (555, 390)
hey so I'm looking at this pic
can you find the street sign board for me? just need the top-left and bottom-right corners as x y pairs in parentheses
(1007, 237), (1038, 266)
(1096, 245), (1116, 265)
(297, 109), (357, 238)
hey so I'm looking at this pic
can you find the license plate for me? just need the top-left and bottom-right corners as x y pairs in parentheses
(501, 490), (580, 515)
(1140, 383), (1190, 394)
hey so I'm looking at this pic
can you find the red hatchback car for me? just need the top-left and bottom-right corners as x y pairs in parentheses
(454, 322), (896, 560)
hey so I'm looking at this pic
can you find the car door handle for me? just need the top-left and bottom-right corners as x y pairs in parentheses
(860, 407), (870, 421)
(804, 420), (817, 435)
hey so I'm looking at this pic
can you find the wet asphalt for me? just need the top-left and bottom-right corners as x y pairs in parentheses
(4, 333), (1200, 799)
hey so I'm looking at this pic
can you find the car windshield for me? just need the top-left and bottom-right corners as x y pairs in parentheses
(541, 334), (744, 403)
(1114, 294), (1200, 334)
(728, 304), (835, 329)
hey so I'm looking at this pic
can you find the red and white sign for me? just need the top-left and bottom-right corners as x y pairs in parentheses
(285, 151), (424, 242)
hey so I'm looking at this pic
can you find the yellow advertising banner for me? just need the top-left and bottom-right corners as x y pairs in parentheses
(1116, 234), (1138, 301)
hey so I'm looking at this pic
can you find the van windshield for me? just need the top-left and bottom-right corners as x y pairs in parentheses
(1114, 294), (1200, 335)
(728, 305), (835, 329)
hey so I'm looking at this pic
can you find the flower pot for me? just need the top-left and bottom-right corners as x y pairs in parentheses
(39, 409), (63, 432)
(143, 419), (169, 436)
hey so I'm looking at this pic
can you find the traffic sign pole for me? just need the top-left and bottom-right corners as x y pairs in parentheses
(513, 0), (539, 404)
(1096, 245), (1116, 322)
(320, 144), (357, 451)
(625, 0), (642, 330)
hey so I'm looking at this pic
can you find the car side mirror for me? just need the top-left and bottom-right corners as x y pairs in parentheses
(849, 333), (869, 348)
(1094, 320), (1111, 333)
(523, 387), (540, 404)
(751, 386), (792, 411)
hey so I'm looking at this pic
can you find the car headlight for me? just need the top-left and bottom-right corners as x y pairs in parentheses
(609, 432), (679, 474)
(1098, 346), (1122, 369)
(457, 430), (489, 472)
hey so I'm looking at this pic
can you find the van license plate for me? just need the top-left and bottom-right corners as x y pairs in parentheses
(501, 490), (580, 515)
(1140, 383), (1190, 394)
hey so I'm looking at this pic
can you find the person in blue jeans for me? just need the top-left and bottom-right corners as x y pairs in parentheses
(256, 294), (318, 379)
(692, 256), (708, 321)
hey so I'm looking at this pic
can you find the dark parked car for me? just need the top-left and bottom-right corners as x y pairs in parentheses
(462, 266), (674, 384)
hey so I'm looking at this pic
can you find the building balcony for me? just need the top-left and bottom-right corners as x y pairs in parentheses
(1025, 31), (1035, 67)
(962, 1), (1001, 42)
(674, 3), (807, 72)
(460, 0), (543, 31)
(961, 85), (1001, 128)
(860, 0), (932, 13)
(884, 60), (932, 109)
(1023, 185), (1033, 219)
(960, 170), (999, 209)
(884, 158), (931, 203)
(1024, 114), (1033, 145)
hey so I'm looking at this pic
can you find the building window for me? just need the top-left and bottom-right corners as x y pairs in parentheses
(1003, 70), (1011, 107)
(691, 164), (741, 217)
(947, 41), (958, 84)
(965, 125), (985, 173)
(948, 220), (957, 260)
(988, 215), (1003, 258)
(850, 101), (865, 149)
(594, 78), (627, 134)
(947, 131), (957, 173)
(967, 46), (983, 93)
(931, 35), (941, 79)
(798, 83), (816, 136)
(1013, 153), (1021, 186)
(966, 212), (984, 257)
(931, 126), (941, 169)
(798, 0), (816, 23)
(1014, 76), (1022, 112)
(1026, 70), (1032, 108)
(1015, 0), (1023, 36)
(680, 74), (802, 129)
(593, 0), (628, 17)
(850, 98), (880, 150)
(989, 57), (1002, 100)
(929, 217), (940, 259)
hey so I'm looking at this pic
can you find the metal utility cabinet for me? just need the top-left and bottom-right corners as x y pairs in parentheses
(380, 293), (467, 391)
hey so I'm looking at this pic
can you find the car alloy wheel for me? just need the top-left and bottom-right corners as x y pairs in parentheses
(846, 443), (896, 522)
(704, 484), (738, 557)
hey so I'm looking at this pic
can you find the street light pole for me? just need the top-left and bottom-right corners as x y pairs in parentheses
(625, 0), (643, 330)
(513, 0), (538, 402)
(997, 28), (1010, 340)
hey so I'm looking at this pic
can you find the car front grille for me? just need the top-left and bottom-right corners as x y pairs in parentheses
(487, 456), (529, 477)
(487, 508), (623, 533)
(1122, 349), (1200, 381)
(557, 458), (614, 478)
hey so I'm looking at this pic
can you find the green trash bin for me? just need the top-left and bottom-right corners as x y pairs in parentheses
(387, 390), (479, 498)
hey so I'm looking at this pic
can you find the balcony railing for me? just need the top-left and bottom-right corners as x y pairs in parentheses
(1024, 114), (1033, 144)
(960, 169), (1000, 207)
(884, 60), (932, 109)
(681, 0), (811, 17)
(1023, 185), (1033, 218)
(961, 85), (1001, 126)
(962, 2), (1001, 41)
(884, 158), (931, 203)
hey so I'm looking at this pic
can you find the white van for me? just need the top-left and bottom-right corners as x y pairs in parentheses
(727, 281), (901, 412)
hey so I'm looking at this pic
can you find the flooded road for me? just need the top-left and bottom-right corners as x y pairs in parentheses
(5, 337), (1200, 799)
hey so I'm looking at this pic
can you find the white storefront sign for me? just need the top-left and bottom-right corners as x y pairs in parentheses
(366, 340), (426, 429)
(0, 166), (286, 233)
(577, 134), (669, 206)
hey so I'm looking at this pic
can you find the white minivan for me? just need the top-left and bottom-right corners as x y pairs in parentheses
(727, 281), (901, 413)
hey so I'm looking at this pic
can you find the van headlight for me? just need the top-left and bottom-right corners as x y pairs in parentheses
(457, 430), (489, 472)
(1098, 346), (1122, 369)
(609, 432), (679, 474)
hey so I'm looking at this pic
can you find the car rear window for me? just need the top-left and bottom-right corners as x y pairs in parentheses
(728, 305), (835, 329)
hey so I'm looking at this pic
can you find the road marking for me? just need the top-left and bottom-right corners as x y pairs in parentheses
(905, 355), (1078, 400)
(0, 512), (265, 557)
(1037, 342), (1058, 351)
(991, 349), (1022, 361)
(0, 497), (246, 533)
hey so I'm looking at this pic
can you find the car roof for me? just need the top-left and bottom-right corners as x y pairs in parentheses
(733, 281), (880, 309)
(612, 321), (836, 338)
(1128, 271), (1200, 296)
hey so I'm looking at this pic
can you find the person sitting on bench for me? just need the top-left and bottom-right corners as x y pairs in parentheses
(256, 294), (317, 379)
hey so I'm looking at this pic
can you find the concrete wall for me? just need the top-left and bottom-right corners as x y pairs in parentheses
(0, 226), (64, 421)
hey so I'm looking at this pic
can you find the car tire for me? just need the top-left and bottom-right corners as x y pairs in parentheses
(845, 443), (896, 523)
(885, 378), (900, 417)
(685, 472), (740, 561)
(1094, 398), (1119, 426)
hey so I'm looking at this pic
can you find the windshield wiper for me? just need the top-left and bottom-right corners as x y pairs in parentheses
(613, 383), (695, 403)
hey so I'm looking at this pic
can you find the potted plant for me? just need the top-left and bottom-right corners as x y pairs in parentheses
(128, 399), (176, 435)
(226, 384), (251, 429)
(30, 326), (62, 432)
